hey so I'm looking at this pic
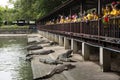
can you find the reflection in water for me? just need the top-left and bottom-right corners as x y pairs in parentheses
(0, 37), (33, 80)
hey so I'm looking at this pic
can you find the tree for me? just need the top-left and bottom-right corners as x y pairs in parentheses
(11, 0), (68, 20)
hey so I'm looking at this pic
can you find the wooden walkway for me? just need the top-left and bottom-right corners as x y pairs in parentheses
(27, 34), (120, 80)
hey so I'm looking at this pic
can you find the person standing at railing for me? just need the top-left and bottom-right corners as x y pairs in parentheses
(82, 12), (88, 21)
(92, 10), (98, 20)
(56, 18), (60, 24)
(111, 2), (120, 16)
(103, 5), (112, 17)
(71, 13), (78, 22)
(84, 10), (98, 21)
(64, 17), (71, 23)
(60, 15), (65, 23)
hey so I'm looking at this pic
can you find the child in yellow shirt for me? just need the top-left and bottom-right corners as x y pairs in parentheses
(111, 4), (120, 16)
(103, 5), (112, 17)
(86, 10), (98, 20)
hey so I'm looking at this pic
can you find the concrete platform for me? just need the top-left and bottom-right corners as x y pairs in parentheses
(27, 34), (120, 80)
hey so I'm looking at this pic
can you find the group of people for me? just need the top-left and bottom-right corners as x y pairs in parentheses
(46, 1), (120, 25)
(103, 1), (120, 17)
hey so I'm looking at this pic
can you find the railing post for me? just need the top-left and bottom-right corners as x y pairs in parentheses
(98, 0), (102, 40)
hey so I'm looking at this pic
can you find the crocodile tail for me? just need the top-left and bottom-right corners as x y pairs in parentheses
(26, 54), (33, 57)
(60, 58), (76, 62)
(33, 74), (51, 80)
(69, 59), (77, 62)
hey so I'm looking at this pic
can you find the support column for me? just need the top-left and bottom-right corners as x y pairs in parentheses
(59, 36), (64, 46)
(51, 33), (54, 41)
(52, 34), (55, 42)
(64, 37), (70, 49)
(44, 32), (46, 38)
(43, 31), (45, 36)
(82, 42), (90, 60)
(71, 39), (78, 53)
(43, 32), (45, 36)
(49, 33), (52, 41)
(55, 35), (59, 43)
(47, 32), (50, 39)
(50, 33), (53, 41)
(46, 32), (49, 39)
(100, 47), (111, 72)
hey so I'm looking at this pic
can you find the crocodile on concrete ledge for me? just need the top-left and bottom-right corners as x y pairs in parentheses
(38, 50), (76, 65)
(28, 40), (50, 45)
(39, 58), (63, 65)
(33, 64), (76, 80)
(56, 50), (76, 62)
(26, 50), (55, 57)
(27, 45), (43, 51)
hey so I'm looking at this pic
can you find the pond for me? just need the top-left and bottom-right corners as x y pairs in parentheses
(0, 37), (33, 80)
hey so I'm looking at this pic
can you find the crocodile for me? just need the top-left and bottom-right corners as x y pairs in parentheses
(38, 50), (76, 65)
(49, 42), (58, 46)
(26, 50), (54, 57)
(27, 45), (43, 51)
(24, 44), (38, 49)
(33, 64), (75, 80)
(56, 50), (73, 62)
(26, 56), (33, 62)
(34, 40), (50, 44)
(27, 40), (37, 45)
(28, 40), (50, 45)
(56, 50), (76, 62)
(57, 50), (73, 59)
(39, 58), (63, 65)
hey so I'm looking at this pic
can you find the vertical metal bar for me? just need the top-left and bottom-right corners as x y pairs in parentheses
(98, 0), (102, 41)
(70, 8), (72, 37)
(80, 1), (84, 34)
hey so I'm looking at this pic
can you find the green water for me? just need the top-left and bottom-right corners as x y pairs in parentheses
(0, 37), (33, 80)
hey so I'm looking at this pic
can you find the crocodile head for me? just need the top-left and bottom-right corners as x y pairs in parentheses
(65, 50), (73, 58)
(65, 64), (76, 70)
(50, 50), (55, 53)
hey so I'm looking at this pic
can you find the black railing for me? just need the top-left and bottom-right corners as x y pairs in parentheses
(38, 16), (120, 41)
(100, 16), (120, 38)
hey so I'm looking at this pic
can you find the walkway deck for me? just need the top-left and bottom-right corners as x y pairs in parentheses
(27, 34), (120, 80)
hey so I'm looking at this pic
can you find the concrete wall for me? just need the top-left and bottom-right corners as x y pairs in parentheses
(38, 31), (113, 72)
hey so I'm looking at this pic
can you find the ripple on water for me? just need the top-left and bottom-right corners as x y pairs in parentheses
(0, 38), (32, 80)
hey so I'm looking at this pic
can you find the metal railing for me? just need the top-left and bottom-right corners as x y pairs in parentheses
(38, 16), (120, 40)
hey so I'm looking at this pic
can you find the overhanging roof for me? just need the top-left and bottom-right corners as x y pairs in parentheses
(37, 0), (75, 22)
(37, 0), (101, 22)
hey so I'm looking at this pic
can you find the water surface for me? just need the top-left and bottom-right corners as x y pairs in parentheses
(0, 37), (33, 80)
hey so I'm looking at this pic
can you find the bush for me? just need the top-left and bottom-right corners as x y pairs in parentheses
(0, 17), (3, 26)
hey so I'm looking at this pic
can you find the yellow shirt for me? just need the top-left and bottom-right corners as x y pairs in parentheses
(72, 18), (77, 22)
(103, 10), (111, 17)
(83, 16), (87, 21)
(60, 19), (64, 23)
(94, 15), (98, 20)
(86, 14), (94, 20)
(77, 18), (81, 22)
(111, 9), (120, 16)
(64, 19), (70, 23)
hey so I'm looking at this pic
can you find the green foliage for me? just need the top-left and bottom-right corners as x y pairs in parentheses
(0, 0), (67, 23)
(10, 0), (67, 20)
(0, 6), (4, 26)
